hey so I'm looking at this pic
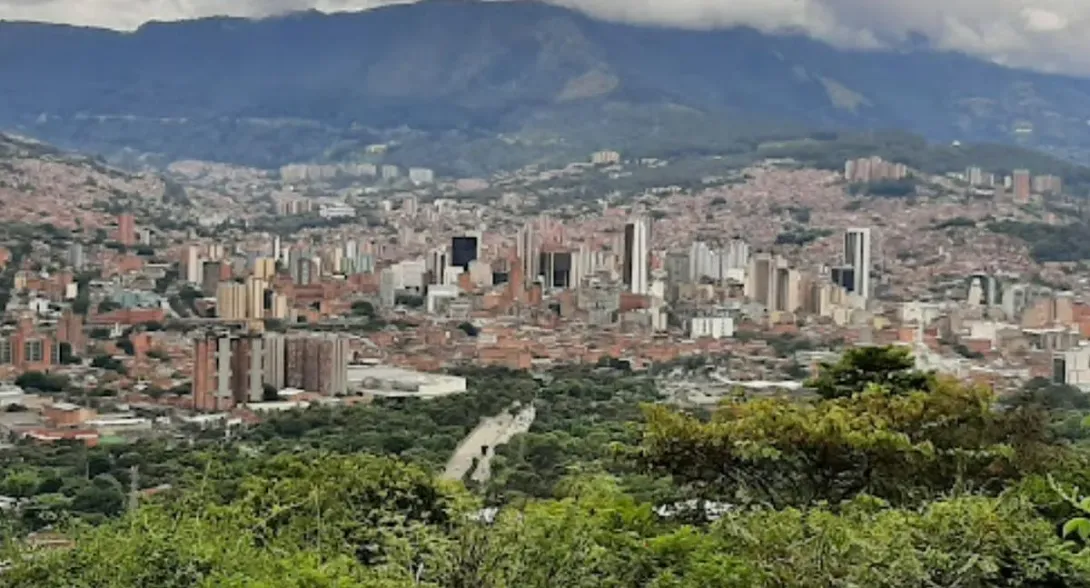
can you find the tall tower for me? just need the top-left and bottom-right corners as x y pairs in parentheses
(844, 228), (872, 300)
(517, 222), (540, 290)
(1012, 169), (1031, 202)
(623, 217), (651, 295)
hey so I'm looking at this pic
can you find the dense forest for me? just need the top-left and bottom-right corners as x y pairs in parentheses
(3, 350), (1090, 585)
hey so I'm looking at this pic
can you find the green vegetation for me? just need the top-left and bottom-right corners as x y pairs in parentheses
(774, 226), (832, 246)
(807, 346), (932, 399)
(485, 368), (661, 504)
(90, 355), (126, 375)
(989, 220), (1090, 262)
(933, 216), (977, 230)
(4, 348), (1090, 585)
(249, 368), (539, 469)
(13, 371), (69, 393)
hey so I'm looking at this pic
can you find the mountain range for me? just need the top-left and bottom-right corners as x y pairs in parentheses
(5, 0), (1090, 172)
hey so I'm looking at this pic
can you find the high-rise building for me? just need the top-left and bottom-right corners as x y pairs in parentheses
(746, 253), (780, 309)
(253, 257), (277, 281)
(216, 282), (247, 320)
(206, 243), (226, 262)
(201, 261), (223, 296)
(263, 333), (287, 391)
(967, 274), (1000, 307)
(451, 236), (479, 271)
(185, 245), (203, 285)
(294, 257), (316, 286)
(408, 167), (435, 185)
(965, 166), (984, 186)
(1013, 169), (1032, 202)
(623, 217), (651, 295)
(192, 332), (265, 412)
(844, 228), (872, 299)
(117, 213), (136, 247)
(68, 243), (85, 271)
(245, 277), (267, 320)
(282, 334), (348, 396)
(774, 268), (801, 313)
(427, 247), (449, 286)
(1033, 174), (1063, 195)
(665, 251), (691, 285)
(517, 222), (540, 289)
(538, 250), (574, 290)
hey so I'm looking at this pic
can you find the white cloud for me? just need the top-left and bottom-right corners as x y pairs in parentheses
(2, 0), (1089, 74)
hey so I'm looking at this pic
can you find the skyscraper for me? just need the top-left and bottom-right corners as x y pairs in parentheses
(427, 247), (449, 286)
(517, 222), (540, 289)
(844, 228), (872, 299)
(185, 245), (202, 285)
(746, 253), (780, 309)
(538, 250), (573, 290)
(451, 236), (479, 270)
(623, 217), (651, 295)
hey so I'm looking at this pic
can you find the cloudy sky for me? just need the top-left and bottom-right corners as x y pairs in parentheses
(1, 0), (1087, 75)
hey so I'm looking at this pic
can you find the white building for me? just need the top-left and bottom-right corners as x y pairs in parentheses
(380, 165), (400, 180)
(689, 316), (735, 340)
(347, 365), (467, 398)
(624, 217), (651, 295)
(408, 167), (435, 185)
(185, 245), (202, 285)
(844, 228), (872, 300)
(591, 150), (621, 165)
(689, 240), (750, 283)
(318, 203), (356, 219)
(1054, 347), (1090, 392)
(426, 285), (460, 314)
(0, 384), (27, 408)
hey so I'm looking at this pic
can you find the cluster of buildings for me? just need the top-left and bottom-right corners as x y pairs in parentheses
(4, 143), (1090, 436)
(192, 330), (350, 411)
(844, 156), (909, 183)
(278, 162), (435, 185)
(964, 167), (1063, 202)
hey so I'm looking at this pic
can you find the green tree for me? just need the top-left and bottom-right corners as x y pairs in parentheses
(350, 300), (376, 318)
(807, 345), (931, 399)
(14, 371), (69, 393)
(637, 377), (1055, 508)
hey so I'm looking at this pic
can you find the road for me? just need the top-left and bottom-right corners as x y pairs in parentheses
(442, 404), (536, 483)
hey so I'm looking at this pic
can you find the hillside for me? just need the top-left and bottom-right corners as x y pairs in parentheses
(0, 134), (168, 229)
(5, 1), (1090, 171)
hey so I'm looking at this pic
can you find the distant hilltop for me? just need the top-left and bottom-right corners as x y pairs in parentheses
(4, 1), (1090, 170)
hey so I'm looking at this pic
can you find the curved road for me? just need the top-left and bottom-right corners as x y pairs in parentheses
(442, 404), (536, 483)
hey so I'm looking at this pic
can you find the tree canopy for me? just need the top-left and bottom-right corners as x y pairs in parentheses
(2, 357), (1090, 585)
(807, 345), (933, 399)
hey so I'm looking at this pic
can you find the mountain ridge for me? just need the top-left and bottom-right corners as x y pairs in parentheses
(4, 1), (1090, 171)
